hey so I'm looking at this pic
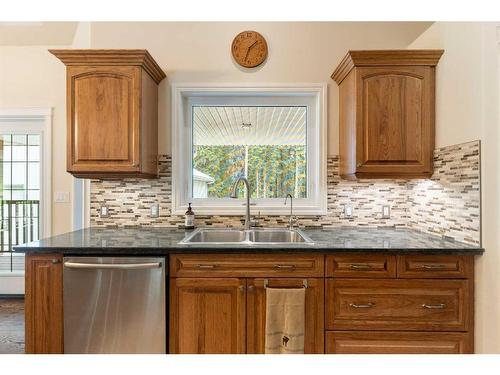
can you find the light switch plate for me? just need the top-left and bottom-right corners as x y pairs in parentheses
(344, 205), (353, 218)
(54, 191), (70, 203)
(150, 203), (159, 218)
(382, 205), (391, 219)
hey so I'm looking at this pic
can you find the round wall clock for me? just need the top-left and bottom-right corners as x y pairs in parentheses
(231, 30), (268, 68)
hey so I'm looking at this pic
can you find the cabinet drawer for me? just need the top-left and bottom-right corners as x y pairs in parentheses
(326, 254), (396, 278)
(170, 254), (324, 278)
(397, 255), (473, 279)
(326, 279), (470, 331)
(326, 331), (472, 354)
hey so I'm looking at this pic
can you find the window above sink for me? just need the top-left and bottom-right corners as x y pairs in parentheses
(171, 84), (327, 215)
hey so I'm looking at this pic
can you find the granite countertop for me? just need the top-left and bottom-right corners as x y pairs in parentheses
(14, 227), (484, 255)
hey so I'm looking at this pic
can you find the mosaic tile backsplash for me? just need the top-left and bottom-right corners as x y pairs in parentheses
(90, 140), (481, 245)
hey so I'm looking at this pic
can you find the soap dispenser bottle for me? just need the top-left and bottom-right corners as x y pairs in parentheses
(184, 203), (195, 229)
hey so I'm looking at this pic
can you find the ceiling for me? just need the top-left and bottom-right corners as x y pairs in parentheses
(193, 106), (307, 146)
(0, 22), (78, 45)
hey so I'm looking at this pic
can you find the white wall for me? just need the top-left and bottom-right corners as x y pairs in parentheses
(90, 22), (430, 156)
(0, 45), (72, 236)
(409, 22), (500, 354)
(0, 22), (91, 237)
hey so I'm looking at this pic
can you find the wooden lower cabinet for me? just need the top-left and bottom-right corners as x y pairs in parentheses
(326, 331), (473, 354)
(169, 278), (246, 354)
(25, 254), (63, 354)
(246, 278), (324, 354)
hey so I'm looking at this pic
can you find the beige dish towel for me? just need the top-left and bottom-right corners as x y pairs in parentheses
(265, 287), (306, 354)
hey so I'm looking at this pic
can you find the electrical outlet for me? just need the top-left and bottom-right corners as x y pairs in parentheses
(100, 206), (109, 218)
(150, 203), (159, 218)
(344, 205), (353, 218)
(382, 205), (391, 219)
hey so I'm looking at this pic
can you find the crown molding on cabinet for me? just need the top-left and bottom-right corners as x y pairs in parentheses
(331, 49), (444, 84)
(48, 49), (166, 84)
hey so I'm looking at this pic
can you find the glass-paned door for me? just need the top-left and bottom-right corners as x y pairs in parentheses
(0, 134), (40, 272)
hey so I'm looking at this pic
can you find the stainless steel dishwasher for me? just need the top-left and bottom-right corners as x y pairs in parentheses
(63, 257), (166, 354)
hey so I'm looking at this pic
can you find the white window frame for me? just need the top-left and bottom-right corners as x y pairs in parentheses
(171, 84), (327, 215)
(0, 107), (52, 239)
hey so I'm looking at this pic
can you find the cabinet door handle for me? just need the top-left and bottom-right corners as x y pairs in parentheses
(422, 303), (446, 309)
(238, 285), (246, 291)
(349, 302), (375, 308)
(274, 264), (296, 270)
(421, 264), (446, 270)
(248, 285), (255, 291)
(197, 264), (216, 269)
(349, 263), (372, 270)
(51, 259), (61, 264)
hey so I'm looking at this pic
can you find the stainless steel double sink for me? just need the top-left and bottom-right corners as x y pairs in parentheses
(179, 228), (313, 245)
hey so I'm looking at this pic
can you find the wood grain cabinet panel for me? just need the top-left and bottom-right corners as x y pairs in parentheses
(246, 278), (324, 354)
(326, 331), (473, 354)
(170, 254), (324, 278)
(25, 254), (63, 354)
(169, 278), (246, 354)
(332, 50), (443, 179)
(326, 279), (469, 332)
(326, 254), (396, 278)
(397, 255), (473, 279)
(49, 49), (165, 179)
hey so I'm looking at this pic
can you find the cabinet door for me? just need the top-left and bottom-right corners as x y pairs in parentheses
(246, 278), (324, 354)
(356, 66), (433, 176)
(67, 66), (140, 173)
(25, 254), (63, 354)
(169, 278), (246, 354)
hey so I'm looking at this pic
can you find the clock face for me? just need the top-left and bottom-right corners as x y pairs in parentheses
(231, 31), (268, 68)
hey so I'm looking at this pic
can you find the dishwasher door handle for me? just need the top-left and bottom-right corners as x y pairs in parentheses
(64, 261), (162, 270)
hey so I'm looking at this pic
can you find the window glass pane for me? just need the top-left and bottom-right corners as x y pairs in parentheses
(11, 190), (26, 200)
(0, 135), (12, 162)
(192, 106), (307, 199)
(2, 163), (11, 189)
(11, 145), (27, 161)
(28, 134), (40, 146)
(27, 190), (40, 201)
(28, 162), (40, 189)
(11, 162), (26, 188)
(12, 135), (27, 146)
(28, 146), (40, 161)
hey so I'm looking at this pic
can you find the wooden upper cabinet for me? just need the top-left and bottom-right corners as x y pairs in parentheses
(332, 50), (443, 179)
(49, 49), (166, 178)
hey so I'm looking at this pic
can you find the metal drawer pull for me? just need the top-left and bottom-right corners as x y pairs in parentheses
(51, 259), (61, 264)
(422, 303), (446, 309)
(349, 303), (375, 308)
(64, 262), (161, 270)
(421, 264), (446, 270)
(349, 263), (372, 270)
(197, 264), (216, 269)
(274, 264), (296, 270)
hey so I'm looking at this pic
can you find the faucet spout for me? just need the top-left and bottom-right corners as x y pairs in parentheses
(284, 193), (295, 230)
(230, 176), (252, 230)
